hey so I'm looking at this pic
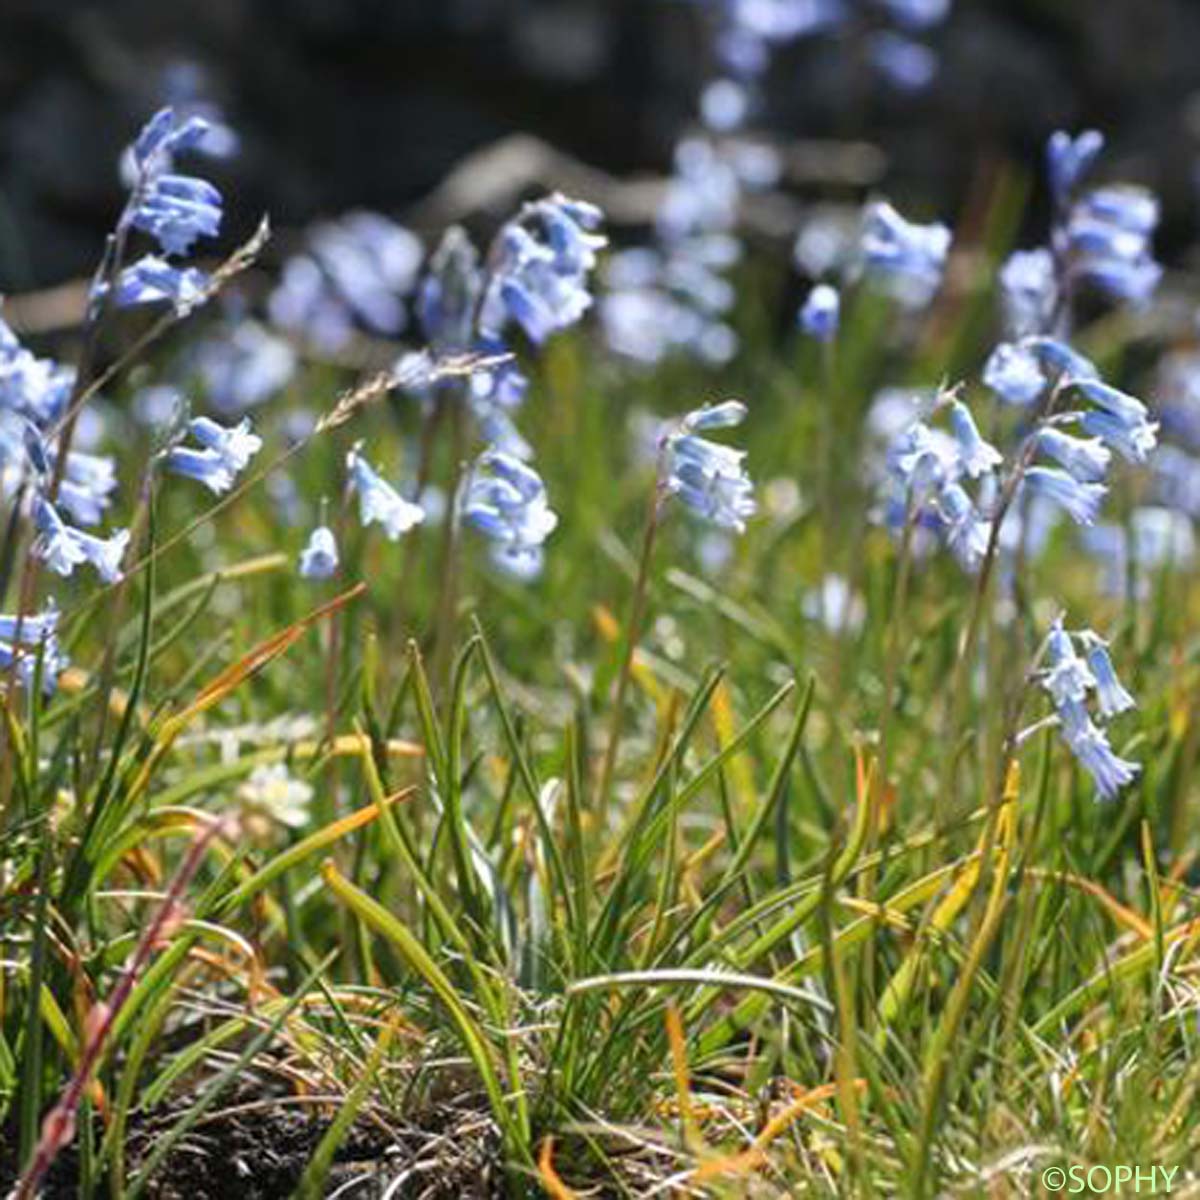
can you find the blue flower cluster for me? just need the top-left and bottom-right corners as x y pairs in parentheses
(463, 450), (559, 577)
(662, 400), (757, 533)
(1039, 620), (1139, 800)
(110, 107), (225, 316)
(0, 602), (66, 691)
(0, 311), (128, 606)
(858, 201), (953, 310)
(161, 416), (263, 496)
(269, 212), (424, 352)
(1047, 131), (1161, 306)
(885, 396), (997, 570)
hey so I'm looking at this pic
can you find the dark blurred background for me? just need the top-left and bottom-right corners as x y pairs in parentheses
(3, 0), (1200, 289)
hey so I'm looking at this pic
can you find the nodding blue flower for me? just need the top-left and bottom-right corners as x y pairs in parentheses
(1046, 129), (1104, 205)
(983, 342), (1047, 406)
(32, 497), (129, 582)
(1069, 379), (1157, 462)
(346, 444), (425, 540)
(70, 528), (131, 584)
(1063, 719), (1140, 800)
(947, 400), (1002, 477)
(1078, 632), (1136, 718)
(463, 449), (559, 575)
(187, 416), (263, 473)
(1043, 619), (1095, 705)
(937, 482), (989, 569)
(1027, 336), (1100, 384)
(663, 402), (756, 533)
(1070, 377), (1150, 430)
(129, 172), (223, 258)
(111, 255), (209, 314)
(132, 107), (212, 173)
(1079, 409), (1158, 464)
(998, 248), (1058, 338)
(419, 226), (484, 353)
(1037, 427), (1111, 482)
(859, 200), (951, 309)
(1037, 617), (1140, 800)
(480, 193), (606, 344)
(887, 421), (959, 492)
(798, 283), (840, 341)
(161, 446), (235, 495)
(1024, 466), (1105, 525)
(298, 525), (339, 579)
(33, 497), (88, 576)
(58, 450), (119, 526)
(1065, 184), (1161, 304)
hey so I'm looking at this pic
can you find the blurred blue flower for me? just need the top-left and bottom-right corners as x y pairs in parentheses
(998, 248), (1057, 338)
(1038, 615), (1139, 800)
(1064, 185), (1161, 304)
(1070, 379), (1158, 462)
(299, 525), (339, 579)
(191, 319), (297, 416)
(160, 447), (236, 495)
(130, 172), (223, 258)
(269, 211), (423, 350)
(1023, 466), (1105, 525)
(419, 227), (484, 353)
(798, 283), (840, 341)
(112, 256), (208, 313)
(187, 416), (263, 474)
(464, 449), (559, 576)
(1036, 427), (1111, 483)
(1046, 129), (1104, 206)
(947, 399), (1001, 477)
(33, 496), (129, 582)
(480, 194), (606, 345)
(1079, 632), (1135, 718)
(982, 342), (1047, 406)
(346, 444), (425, 540)
(664, 401), (756, 532)
(0, 602), (67, 690)
(859, 200), (951, 308)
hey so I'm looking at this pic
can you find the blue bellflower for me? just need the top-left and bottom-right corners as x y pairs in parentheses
(1039, 616), (1139, 801)
(463, 449), (559, 577)
(32, 496), (129, 583)
(346, 444), (425, 540)
(663, 400), (757, 533)
(798, 283), (840, 341)
(859, 200), (951, 309)
(299, 525), (339, 579)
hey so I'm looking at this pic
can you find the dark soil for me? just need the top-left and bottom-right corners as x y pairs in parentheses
(0, 1096), (506, 1199)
